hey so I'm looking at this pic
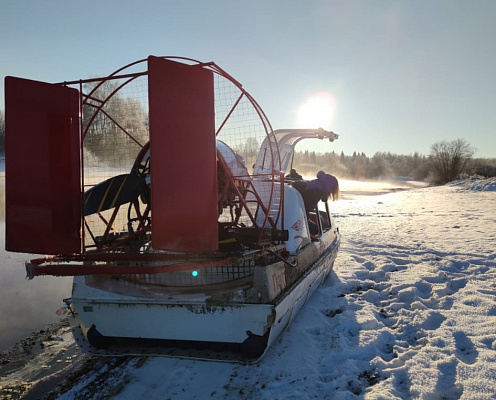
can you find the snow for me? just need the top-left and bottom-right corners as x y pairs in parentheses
(1, 177), (496, 399)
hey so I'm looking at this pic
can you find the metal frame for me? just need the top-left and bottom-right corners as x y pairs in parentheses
(25, 56), (284, 277)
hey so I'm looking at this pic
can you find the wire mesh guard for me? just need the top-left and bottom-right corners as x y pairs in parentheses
(72, 57), (282, 285)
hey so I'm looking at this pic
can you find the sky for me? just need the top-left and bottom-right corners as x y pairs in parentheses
(1, 0), (495, 158)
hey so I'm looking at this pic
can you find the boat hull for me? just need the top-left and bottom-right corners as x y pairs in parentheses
(68, 231), (340, 362)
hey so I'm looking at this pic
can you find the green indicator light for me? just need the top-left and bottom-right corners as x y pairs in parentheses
(192, 270), (198, 277)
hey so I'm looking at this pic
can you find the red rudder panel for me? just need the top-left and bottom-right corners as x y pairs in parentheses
(148, 56), (218, 253)
(5, 77), (81, 254)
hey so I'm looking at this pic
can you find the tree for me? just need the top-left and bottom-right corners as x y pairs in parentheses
(309, 151), (317, 165)
(429, 139), (475, 184)
(369, 152), (393, 178)
(83, 79), (121, 149)
(82, 79), (149, 167)
(243, 137), (259, 159)
(391, 155), (409, 177)
(349, 153), (368, 179)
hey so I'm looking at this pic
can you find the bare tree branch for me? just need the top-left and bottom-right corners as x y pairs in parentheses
(429, 139), (475, 184)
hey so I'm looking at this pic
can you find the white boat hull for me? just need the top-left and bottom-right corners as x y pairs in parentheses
(68, 232), (340, 362)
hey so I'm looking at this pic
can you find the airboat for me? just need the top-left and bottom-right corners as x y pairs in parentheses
(4, 56), (340, 362)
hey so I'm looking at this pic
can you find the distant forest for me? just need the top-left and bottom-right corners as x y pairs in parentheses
(288, 148), (496, 182)
(1, 108), (495, 182)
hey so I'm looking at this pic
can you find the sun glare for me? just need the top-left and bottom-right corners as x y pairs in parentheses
(297, 92), (336, 129)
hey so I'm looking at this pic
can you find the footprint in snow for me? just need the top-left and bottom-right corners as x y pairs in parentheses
(448, 277), (468, 292)
(351, 255), (367, 265)
(488, 306), (496, 317)
(376, 331), (397, 362)
(435, 277), (468, 298)
(438, 296), (455, 310)
(391, 370), (412, 398)
(434, 358), (464, 399)
(453, 331), (478, 365)
(421, 311), (446, 331)
(414, 280), (432, 299)
(389, 257), (411, 266)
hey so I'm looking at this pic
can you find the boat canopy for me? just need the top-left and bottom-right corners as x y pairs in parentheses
(253, 128), (339, 175)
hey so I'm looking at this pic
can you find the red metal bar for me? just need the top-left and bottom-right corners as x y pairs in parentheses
(79, 81), (86, 254)
(26, 257), (238, 278)
(28, 243), (284, 265)
(215, 92), (244, 137)
(58, 71), (147, 86)
(29, 252), (229, 265)
(97, 206), (121, 251)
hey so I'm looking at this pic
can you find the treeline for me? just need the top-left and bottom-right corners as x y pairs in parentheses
(289, 148), (496, 182)
(292, 150), (429, 180)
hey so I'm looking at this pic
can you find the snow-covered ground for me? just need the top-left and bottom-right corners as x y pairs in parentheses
(1, 177), (495, 399)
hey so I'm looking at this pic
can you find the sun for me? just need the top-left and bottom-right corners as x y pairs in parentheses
(297, 92), (336, 129)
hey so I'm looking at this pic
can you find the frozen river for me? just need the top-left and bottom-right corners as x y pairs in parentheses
(0, 179), (72, 352)
(0, 222), (72, 352)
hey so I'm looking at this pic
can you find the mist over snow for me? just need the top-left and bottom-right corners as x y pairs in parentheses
(1, 178), (496, 399)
